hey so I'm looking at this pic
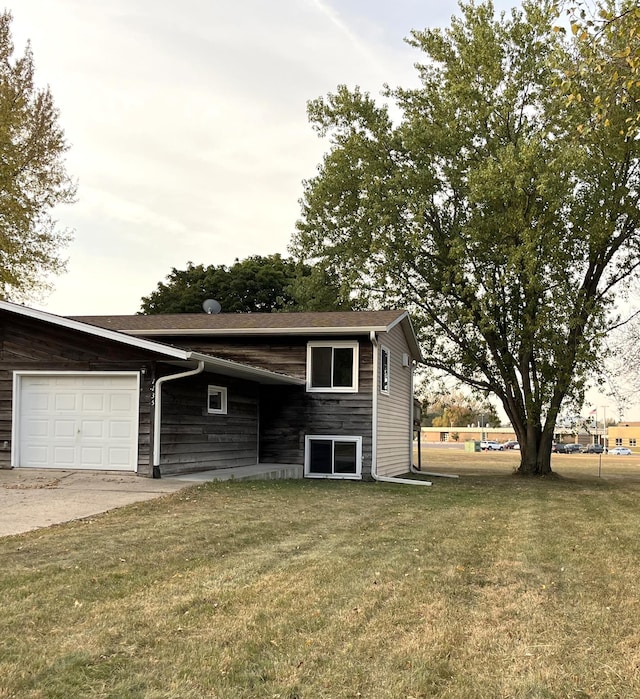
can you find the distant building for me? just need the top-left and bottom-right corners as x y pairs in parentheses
(607, 422), (640, 452)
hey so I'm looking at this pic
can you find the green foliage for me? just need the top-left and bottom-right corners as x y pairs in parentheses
(291, 0), (640, 474)
(556, 0), (640, 137)
(140, 254), (352, 314)
(0, 11), (76, 301)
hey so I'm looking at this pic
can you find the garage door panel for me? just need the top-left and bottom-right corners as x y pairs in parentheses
(24, 445), (48, 465)
(55, 393), (78, 412)
(109, 420), (132, 439)
(108, 448), (132, 466)
(53, 420), (76, 438)
(26, 420), (49, 437)
(81, 447), (103, 465)
(110, 393), (134, 412)
(81, 420), (105, 438)
(25, 392), (50, 411)
(82, 393), (105, 411)
(53, 446), (76, 465)
(18, 374), (138, 471)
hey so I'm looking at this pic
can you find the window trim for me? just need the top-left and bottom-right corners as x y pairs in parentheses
(207, 385), (228, 415)
(306, 341), (359, 393)
(380, 345), (390, 395)
(304, 435), (362, 479)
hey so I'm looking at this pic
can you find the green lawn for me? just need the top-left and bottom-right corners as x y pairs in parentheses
(2, 453), (640, 698)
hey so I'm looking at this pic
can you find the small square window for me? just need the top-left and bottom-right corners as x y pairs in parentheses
(631, 439), (637, 447)
(207, 385), (227, 414)
(616, 438), (622, 446)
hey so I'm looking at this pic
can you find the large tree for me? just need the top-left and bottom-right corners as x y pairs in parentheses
(290, 0), (640, 475)
(0, 11), (76, 301)
(558, 0), (640, 137)
(140, 254), (352, 314)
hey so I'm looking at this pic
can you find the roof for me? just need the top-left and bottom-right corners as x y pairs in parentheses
(0, 301), (304, 386)
(71, 310), (423, 360)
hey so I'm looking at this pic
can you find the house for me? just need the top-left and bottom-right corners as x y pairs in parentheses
(0, 301), (422, 480)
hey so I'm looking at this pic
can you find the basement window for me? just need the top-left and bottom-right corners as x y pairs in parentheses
(305, 435), (362, 479)
(207, 385), (227, 415)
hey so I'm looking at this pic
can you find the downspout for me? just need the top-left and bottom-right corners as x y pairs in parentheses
(152, 360), (205, 478)
(369, 331), (432, 487)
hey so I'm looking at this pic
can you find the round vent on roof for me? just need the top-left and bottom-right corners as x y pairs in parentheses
(202, 299), (221, 314)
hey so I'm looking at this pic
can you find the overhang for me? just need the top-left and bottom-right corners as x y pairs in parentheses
(0, 301), (304, 386)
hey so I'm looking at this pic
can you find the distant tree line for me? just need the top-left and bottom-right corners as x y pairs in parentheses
(420, 391), (501, 428)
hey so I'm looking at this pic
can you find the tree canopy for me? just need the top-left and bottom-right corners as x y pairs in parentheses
(140, 254), (352, 314)
(558, 0), (640, 137)
(0, 11), (76, 301)
(290, 0), (640, 475)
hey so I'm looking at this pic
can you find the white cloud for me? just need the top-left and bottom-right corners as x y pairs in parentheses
(9, 0), (514, 315)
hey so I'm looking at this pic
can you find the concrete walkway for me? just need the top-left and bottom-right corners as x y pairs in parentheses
(0, 463), (302, 537)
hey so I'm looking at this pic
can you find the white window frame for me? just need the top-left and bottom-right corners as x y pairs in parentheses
(380, 345), (390, 395)
(304, 435), (362, 479)
(306, 341), (359, 393)
(207, 385), (228, 415)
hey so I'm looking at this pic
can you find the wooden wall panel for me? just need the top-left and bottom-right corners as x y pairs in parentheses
(0, 312), (156, 473)
(158, 373), (259, 476)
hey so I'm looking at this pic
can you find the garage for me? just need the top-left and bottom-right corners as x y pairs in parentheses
(14, 373), (140, 471)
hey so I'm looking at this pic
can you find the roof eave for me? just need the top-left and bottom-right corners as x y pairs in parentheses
(0, 300), (189, 360)
(188, 352), (304, 386)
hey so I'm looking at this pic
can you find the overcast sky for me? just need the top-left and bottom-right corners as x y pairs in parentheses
(11, 0), (521, 316)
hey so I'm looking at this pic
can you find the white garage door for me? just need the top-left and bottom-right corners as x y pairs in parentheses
(17, 374), (139, 471)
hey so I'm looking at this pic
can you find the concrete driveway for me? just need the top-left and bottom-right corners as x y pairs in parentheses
(0, 468), (191, 537)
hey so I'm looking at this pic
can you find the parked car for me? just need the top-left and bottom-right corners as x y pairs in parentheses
(609, 447), (632, 455)
(552, 443), (569, 453)
(585, 444), (605, 454)
(480, 440), (503, 451)
(565, 443), (583, 454)
(502, 440), (520, 450)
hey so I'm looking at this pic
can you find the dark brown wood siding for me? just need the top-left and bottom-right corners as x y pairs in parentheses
(158, 373), (259, 476)
(0, 312), (159, 474)
(159, 335), (375, 476)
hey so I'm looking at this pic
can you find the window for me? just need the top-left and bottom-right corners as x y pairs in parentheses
(207, 385), (227, 414)
(631, 439), (637, 447)
(616, 437), (622, 446)
(380, 346), (390, 394)
(305, 435), (362, 478)
(306, 341), (358, 392)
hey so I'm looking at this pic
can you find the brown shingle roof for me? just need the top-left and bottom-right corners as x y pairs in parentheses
(70, 310), (409, 333)
(70, 310), (423, 361)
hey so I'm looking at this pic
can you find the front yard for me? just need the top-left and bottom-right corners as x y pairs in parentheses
(2, 452), (640, 698)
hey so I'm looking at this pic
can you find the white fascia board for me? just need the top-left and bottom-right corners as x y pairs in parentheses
(189, 351), (305, 385)
(124, 326), (393, 337)
(378, 311), (423, 363)
(0, 300), (189, 360)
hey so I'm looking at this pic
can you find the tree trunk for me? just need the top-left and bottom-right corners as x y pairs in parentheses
(517, 431), (554, 476)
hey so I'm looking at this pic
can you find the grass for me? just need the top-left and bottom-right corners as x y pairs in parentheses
(2, 449), (640, 698)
